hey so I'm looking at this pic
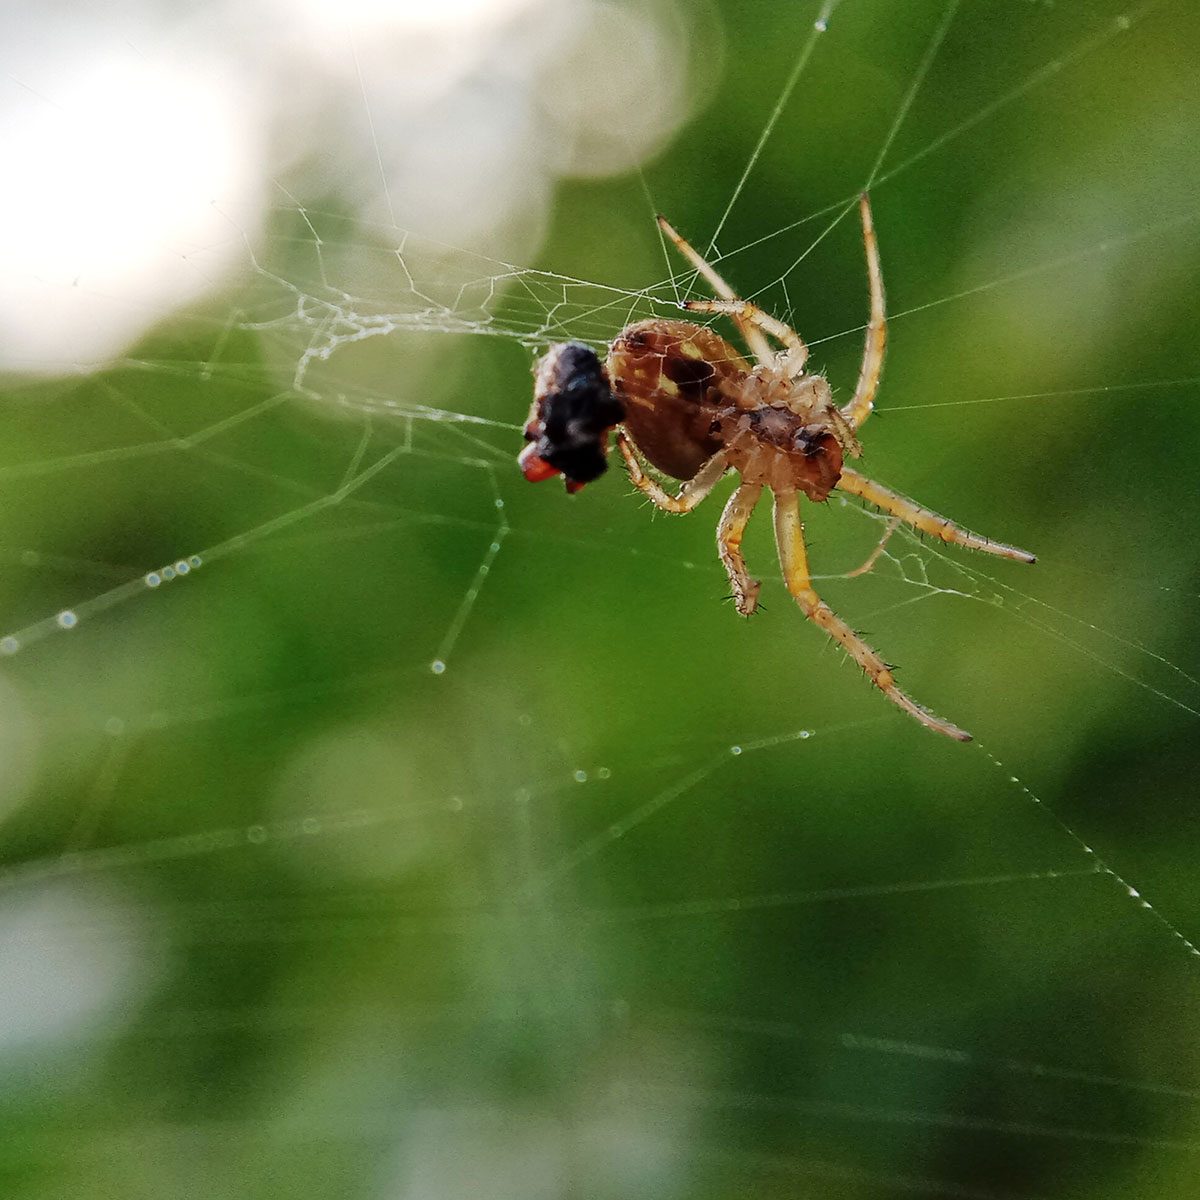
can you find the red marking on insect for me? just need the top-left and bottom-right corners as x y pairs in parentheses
(518, 442), (560, 483)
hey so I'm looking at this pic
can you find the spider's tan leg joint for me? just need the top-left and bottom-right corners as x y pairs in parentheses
(683, 299), (810, 376)
(827, 405), (863, 459)
(617, 431), (727, 515)
(717, 483), (763, 616)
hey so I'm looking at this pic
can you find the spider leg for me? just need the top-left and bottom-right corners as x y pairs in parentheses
(837, 468), (1036, 563)
(845, 517), (901, 578)
(772, 486), (972, 741)
(616, 431), (728, 514)
(656, 215), (776, 365)
(717, 483), (764, 616)
(826, 403), (863, 459)
(682, 299), (810, 376)
(840, 193), (887, 431)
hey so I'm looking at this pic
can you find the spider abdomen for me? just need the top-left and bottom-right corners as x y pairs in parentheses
(606, 319), (747, 481)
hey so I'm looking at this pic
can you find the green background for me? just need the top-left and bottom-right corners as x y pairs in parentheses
(3, 1), (1200, 1196)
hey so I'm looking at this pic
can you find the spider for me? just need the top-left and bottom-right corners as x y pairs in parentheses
(517, 195), (1035, 741)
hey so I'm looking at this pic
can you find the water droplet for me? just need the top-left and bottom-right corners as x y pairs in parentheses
(597, 767), (611, 780)
(145, 572), (162, 588)
(189, 555), (203, 568)
(0, 636), (19, 656)
(161, 566), (176, 581)
(57, 610), (78, 629)
(814, 17), (828, 31)
(574, 770), (588, 783)
(430, 659), (446, 675)
(494, 498), (505, 508)
(175, 560), (190, 575)
(799, 729), (812, 739)
(1127, 887), (1140, 899)
(730, 745), (743, 756)
(490, 542), (500, 553)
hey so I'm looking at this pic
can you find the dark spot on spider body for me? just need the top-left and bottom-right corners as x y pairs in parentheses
(661, 350), (716, 399)
(794, 423), (838, 458)
(605, 319), (745, 480)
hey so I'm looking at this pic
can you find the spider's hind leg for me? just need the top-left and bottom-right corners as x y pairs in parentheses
(837, 468), (1036, 563)
(616, 431), (728, 514)
(718, 483), (764, 616)
(772, 487), (972, 741)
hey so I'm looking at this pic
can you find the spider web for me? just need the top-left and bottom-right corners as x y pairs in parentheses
(3, 1), (1200, 1197)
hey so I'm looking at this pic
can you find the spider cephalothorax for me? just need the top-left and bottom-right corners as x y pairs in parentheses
(518, 195), (1035, 741)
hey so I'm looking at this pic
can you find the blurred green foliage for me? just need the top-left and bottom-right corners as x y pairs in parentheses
(2, 1), (1200, 1197)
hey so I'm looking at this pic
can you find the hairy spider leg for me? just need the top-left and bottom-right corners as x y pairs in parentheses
(717, 483), (764, 616)
(841, 193), (887, 431)
(837, 468), (1036, 563)
(656, 215), (777, 366)
(825, 403), (864, 460)
(682, 299), (810, 377)
(772, 487), (973, 741)
(616, 432), (729, 513)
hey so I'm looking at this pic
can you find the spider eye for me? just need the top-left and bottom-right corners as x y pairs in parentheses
(519, 342), (625, 492)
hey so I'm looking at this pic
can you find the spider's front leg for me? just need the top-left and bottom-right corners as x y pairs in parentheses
(841, 193), (887, 432)
(616, 431), (728, 514)
(656, 215), (775, 364)
(682, 299), (809, 377)
(718, 483), (764, 616)
(772, 486), (972, 741)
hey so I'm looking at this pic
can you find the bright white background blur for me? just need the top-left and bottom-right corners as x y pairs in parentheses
(0, 0), (701, 373)
(0, 0), (702, 1072)
(7, 6), (1199, 1197)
